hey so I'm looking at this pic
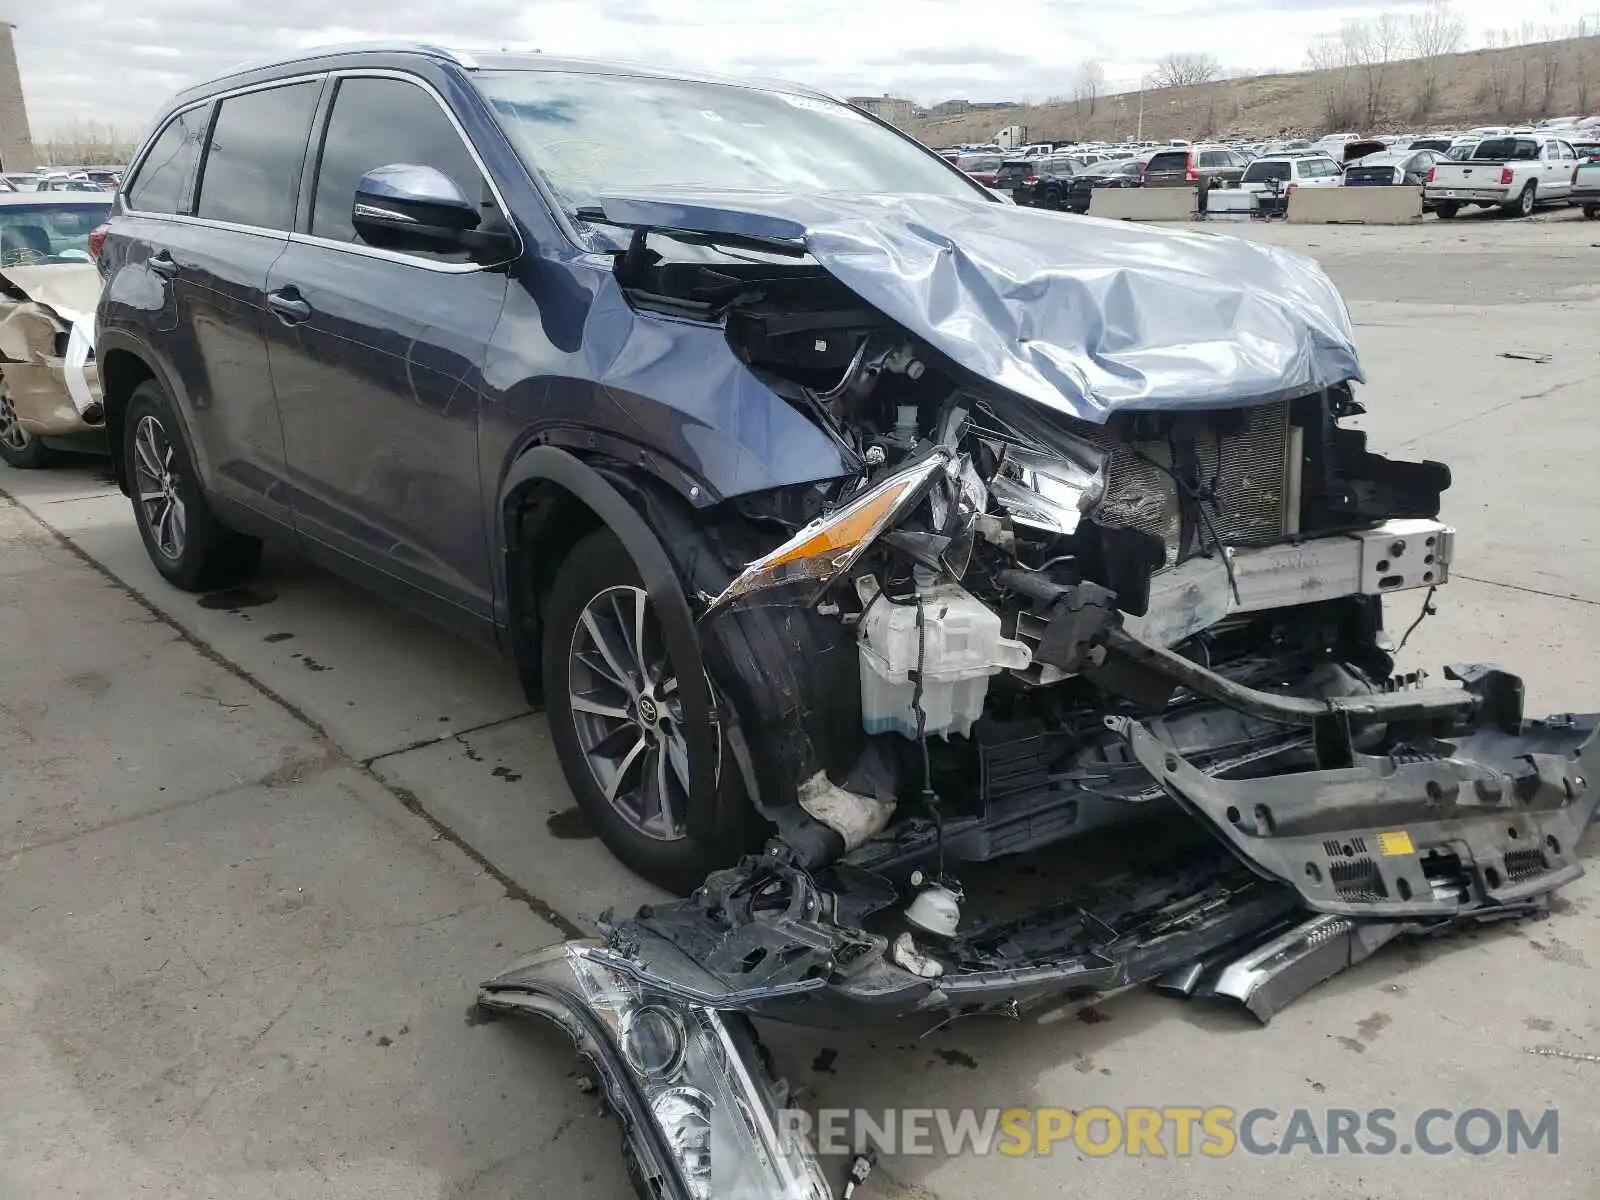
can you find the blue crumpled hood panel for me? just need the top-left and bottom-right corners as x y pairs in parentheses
(598, 189), (1364, 424)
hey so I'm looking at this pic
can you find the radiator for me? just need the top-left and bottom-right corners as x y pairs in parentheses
(1082, 402), (1291, 566)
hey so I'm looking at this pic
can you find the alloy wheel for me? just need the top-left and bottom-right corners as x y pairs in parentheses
(0, 379), (32, 453)
(566, 584), (719, 842)
(132, 414), (186, 560)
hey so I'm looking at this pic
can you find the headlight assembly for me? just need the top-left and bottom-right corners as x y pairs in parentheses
(705, 452), (950, 615)
(479, 943), (831, 1200)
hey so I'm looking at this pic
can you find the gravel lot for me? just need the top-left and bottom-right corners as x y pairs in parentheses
(3, 213), (1598, 1199)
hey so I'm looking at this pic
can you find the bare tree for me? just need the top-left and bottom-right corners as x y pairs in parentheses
(1150, 52), (1221, 88)
(38, 119), (137, 167)
(1306, 31), (1360, 130)
(1483, 28), (1515, 117)
(1573, 17), (1597, 115)
(1408, 0), (1465, 117)
(1073, 59), (1107, 117)
(1343, 13), (1403, 128)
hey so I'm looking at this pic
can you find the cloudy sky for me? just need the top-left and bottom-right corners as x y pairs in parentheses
(4, 0), (1595, 135)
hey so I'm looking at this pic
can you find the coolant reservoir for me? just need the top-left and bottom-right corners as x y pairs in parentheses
(858, 581), (1031, 739)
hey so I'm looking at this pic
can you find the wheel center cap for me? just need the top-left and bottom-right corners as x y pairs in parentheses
(636, 694), (660, 726)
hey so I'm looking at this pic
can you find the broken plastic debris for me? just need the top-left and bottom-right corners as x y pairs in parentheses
(890, 932), (944, 979)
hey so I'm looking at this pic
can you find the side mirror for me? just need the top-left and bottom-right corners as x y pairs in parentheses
(352, 163), (518, 262)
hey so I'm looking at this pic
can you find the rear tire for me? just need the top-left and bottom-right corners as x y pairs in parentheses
(1509, 182), (1536, 217)
(1584, 203), (1599, 220)
(542, 528), (756, 894)
(1434, 202), (1459, 220)
(0, 375), (54, 469)
(124, 380), (262, 591)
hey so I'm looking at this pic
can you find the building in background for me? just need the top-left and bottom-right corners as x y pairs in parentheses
(0, 23), (36, 171)
(846, 94), (919, 127)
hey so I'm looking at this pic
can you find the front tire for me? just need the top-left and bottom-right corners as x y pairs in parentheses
(0, 375), (54, 469)
(542, 528), (755, 893)
(124, 381), (262, 591)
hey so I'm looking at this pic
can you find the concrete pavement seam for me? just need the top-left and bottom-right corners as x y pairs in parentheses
(1454, 572), (1599, 608)
(0, 487), (587, 940)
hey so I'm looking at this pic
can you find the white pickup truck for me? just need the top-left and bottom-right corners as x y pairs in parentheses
(1573, 152), (1600, 219)
(1423, 134), (1582, 218)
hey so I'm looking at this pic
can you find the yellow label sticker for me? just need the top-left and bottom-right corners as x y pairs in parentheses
(1377, 831), (1415, 857)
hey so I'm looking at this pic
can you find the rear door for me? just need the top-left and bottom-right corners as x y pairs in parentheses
(1547, 141), (1576, 197)
(265, 71), (511, 623)
(183, 79), (324, 524)
(107, 81), (322, 527)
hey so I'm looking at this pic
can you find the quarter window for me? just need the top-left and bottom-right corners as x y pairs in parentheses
(310, 76), (487, 257)
(195, 82), (320, 231)
(128, 107), (209, 215)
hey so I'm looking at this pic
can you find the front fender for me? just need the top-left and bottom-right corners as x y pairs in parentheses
(498, 445), (718, 842)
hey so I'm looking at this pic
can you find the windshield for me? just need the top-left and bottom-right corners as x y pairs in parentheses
(1242, 160), (1291, 183)
(477, 70), (985, 229)
(0, 201), (111, 266)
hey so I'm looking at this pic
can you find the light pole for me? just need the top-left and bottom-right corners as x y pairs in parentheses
(1136, 72), (1154, 141)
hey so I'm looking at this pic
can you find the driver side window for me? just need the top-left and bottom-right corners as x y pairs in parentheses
(310, 75), (490, 259)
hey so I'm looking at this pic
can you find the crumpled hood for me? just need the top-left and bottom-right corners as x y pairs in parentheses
(0, 263), (102, 327)
(598, 188), (1363, 423)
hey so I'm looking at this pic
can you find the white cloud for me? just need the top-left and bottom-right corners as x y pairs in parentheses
(3, 0), (1594, 134)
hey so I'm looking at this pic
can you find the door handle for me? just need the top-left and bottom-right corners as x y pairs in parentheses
(147, 250), (179, 278)
(266, 289), (313, 325)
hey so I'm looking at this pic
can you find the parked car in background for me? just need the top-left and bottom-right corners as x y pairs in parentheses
(1573, 140), (1600, 162)
(2, 173), (40, 192)
(1339, 138), (1388, 164)
(1142, 144), (1248, 188)
(0, 193), (110, 467)
(1573, 154), (1600, 217)
(993, 156), (1038, 199)
(1060, 157), (1147, 212)
(37, 178), (107, 193)
(956, 152), (1004, 187)
(1011, 152), (1079, 207)
(1405, 136), (1456, 154)
(1344, 148), (1441, 189)
(1237, 153), (1343, 215)
(1424, 134), (1579, 218)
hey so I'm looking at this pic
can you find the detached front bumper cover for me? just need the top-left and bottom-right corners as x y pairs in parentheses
(478, 942), (830, 1200)
(1113, 710), (1600, 919)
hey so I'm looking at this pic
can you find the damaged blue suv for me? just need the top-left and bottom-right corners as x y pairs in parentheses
(101, 50), (1596, 1187)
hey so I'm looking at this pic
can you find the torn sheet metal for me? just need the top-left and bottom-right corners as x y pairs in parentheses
(597, 188), (1364, 423)
(0, 263), (102, 432)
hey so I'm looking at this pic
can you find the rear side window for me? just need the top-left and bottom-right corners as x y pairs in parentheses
(311, 76), (486, 254)
(128, 107), (208, 214)
(1242, 160), (1289, 183)
(1472, 137), (1538, 161)
(195, 82), (321, 230)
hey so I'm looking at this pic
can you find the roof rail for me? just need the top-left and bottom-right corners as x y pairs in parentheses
(192, 41), (478, 91)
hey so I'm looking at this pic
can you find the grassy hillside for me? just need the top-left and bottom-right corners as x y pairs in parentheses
(907, 36), (1600, 145)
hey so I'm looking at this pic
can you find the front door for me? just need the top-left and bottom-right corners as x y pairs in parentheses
(266, 72), (510, 620)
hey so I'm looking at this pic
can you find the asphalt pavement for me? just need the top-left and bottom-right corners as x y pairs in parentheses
(2, 213), (1598, 1198)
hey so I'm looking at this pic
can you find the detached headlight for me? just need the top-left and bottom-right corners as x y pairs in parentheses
(479, 943), (831, 1200)
(706, 453), (949, 614)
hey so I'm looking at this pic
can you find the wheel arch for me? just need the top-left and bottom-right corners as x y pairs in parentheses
(97, 334), (190, 496)
(498, 445), (721, 841)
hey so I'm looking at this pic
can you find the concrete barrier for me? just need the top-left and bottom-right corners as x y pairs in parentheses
(1088, 186), (1198, 222)
(1285, 185), (1424, 224)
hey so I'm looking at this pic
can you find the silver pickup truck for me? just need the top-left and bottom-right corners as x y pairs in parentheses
(1424, 134), (1582, 218)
